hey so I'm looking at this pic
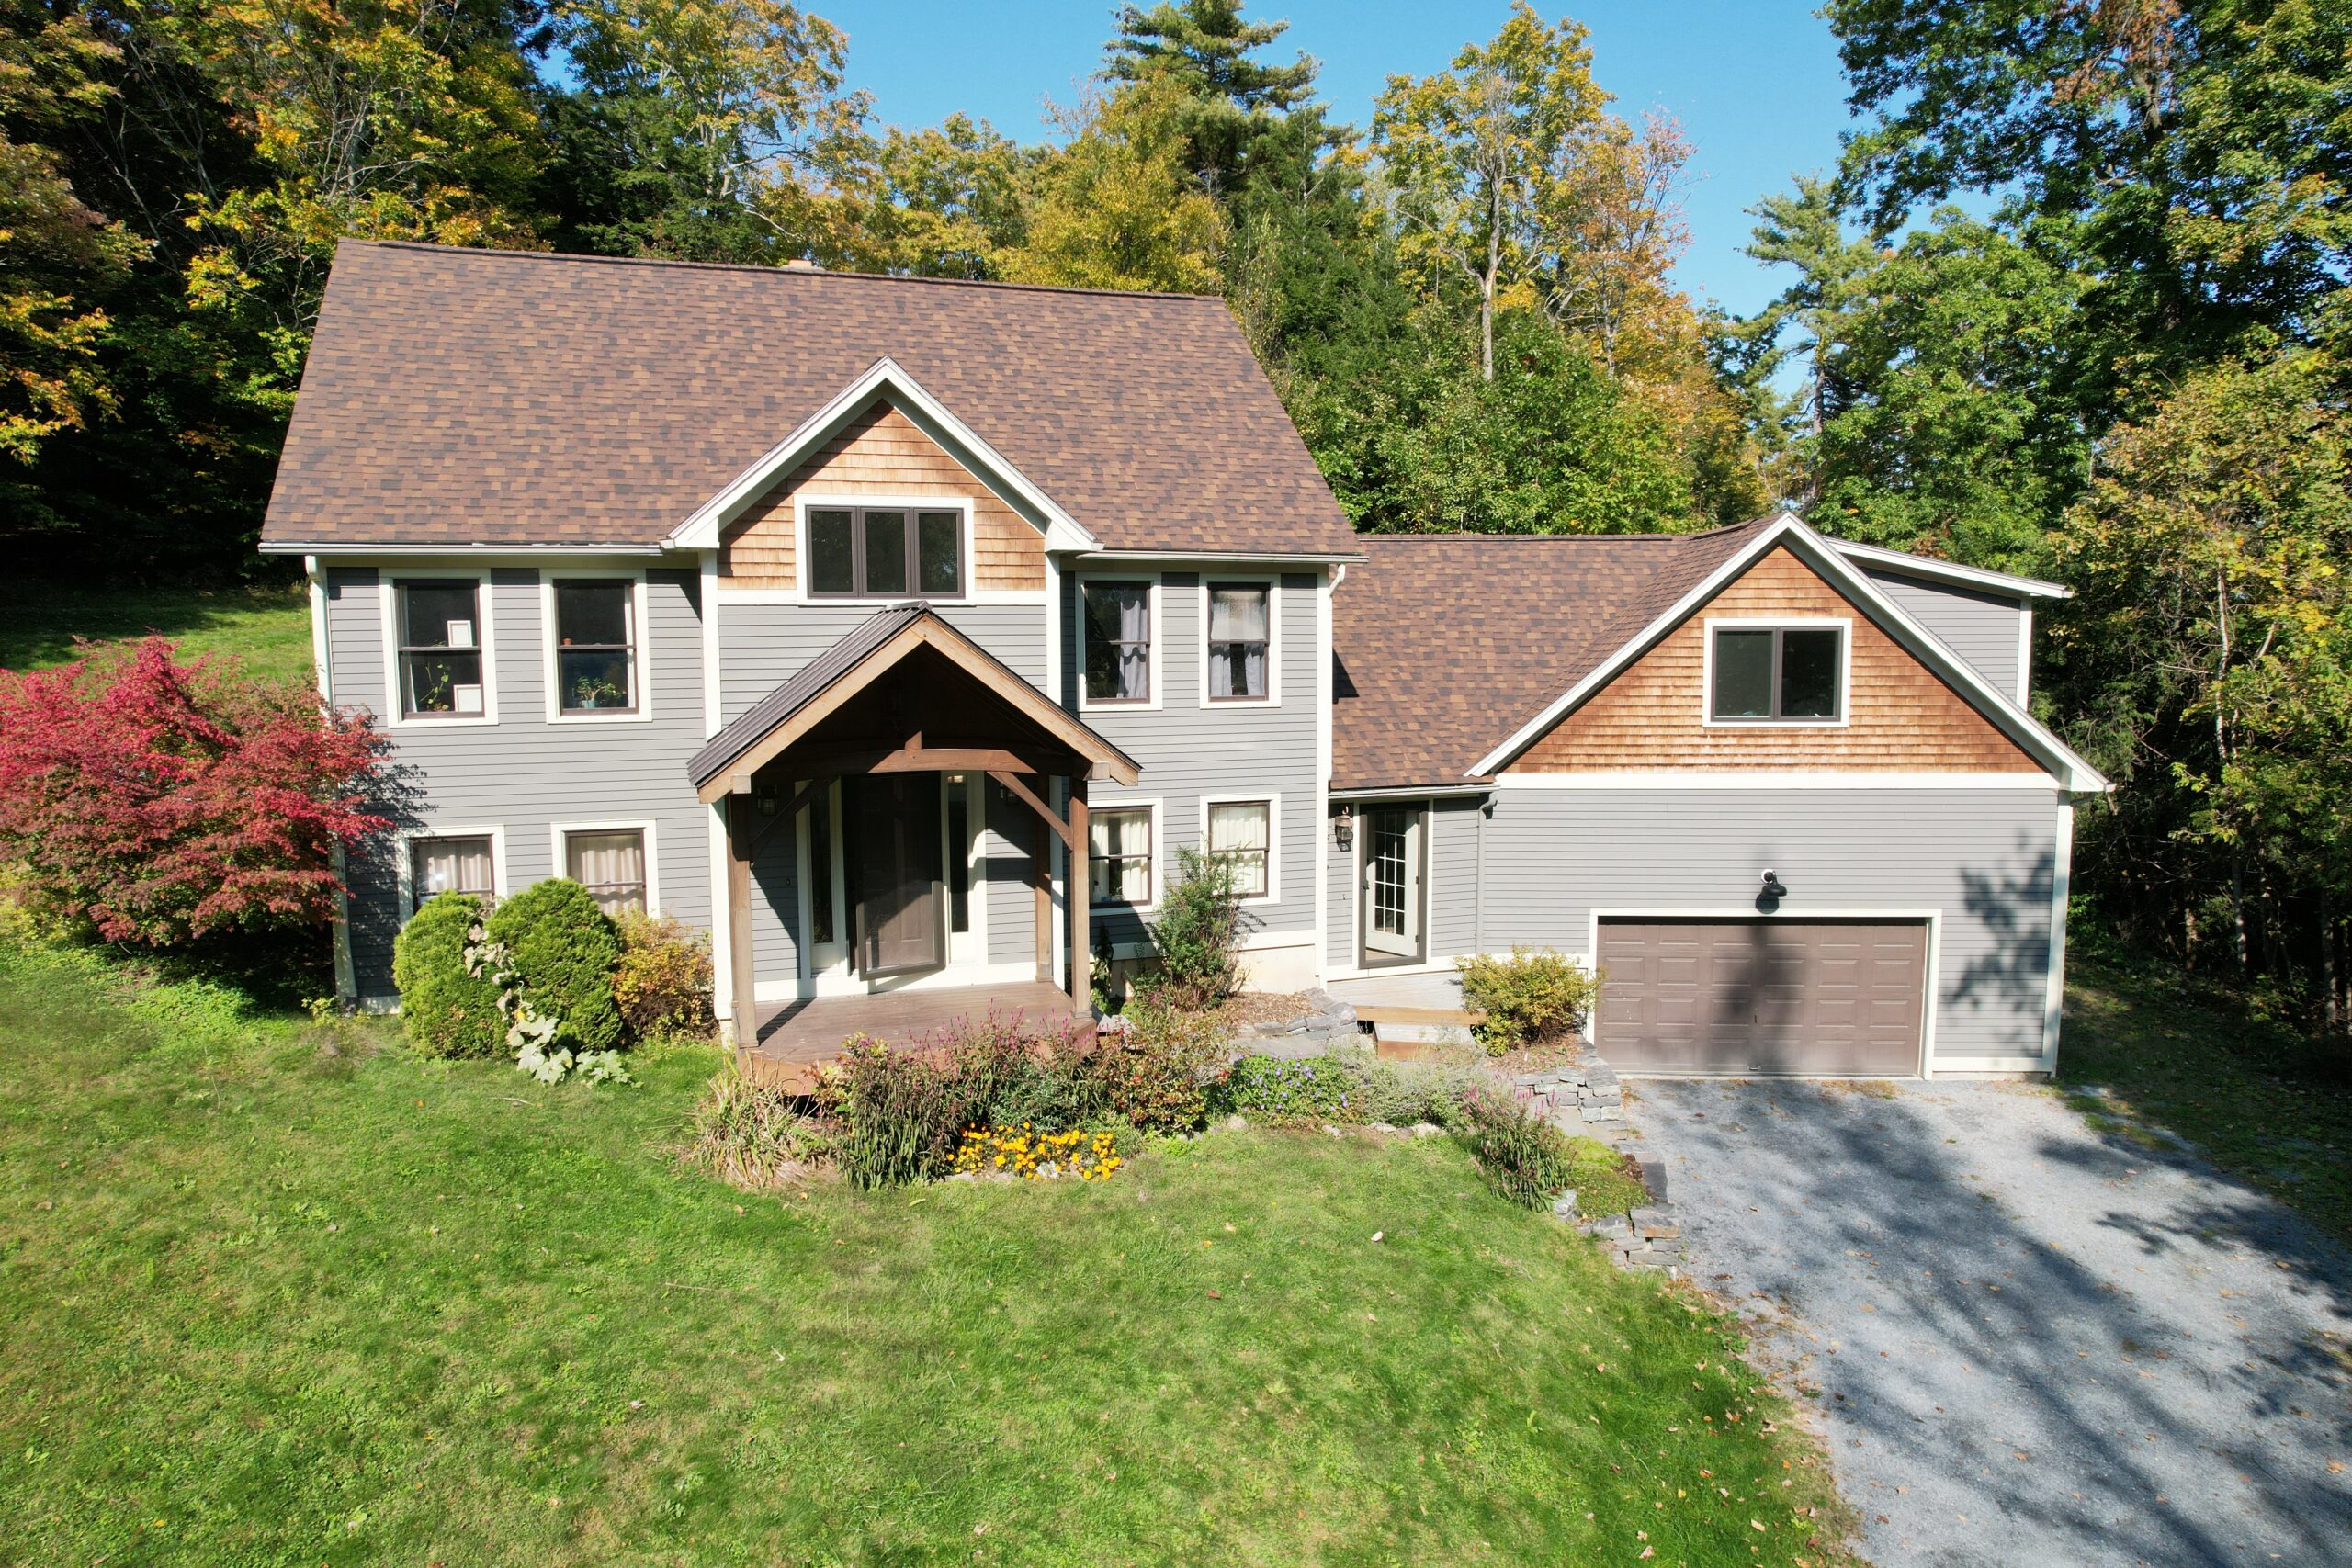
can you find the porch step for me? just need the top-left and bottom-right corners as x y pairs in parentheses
(1354, 1003), (1485, 1028)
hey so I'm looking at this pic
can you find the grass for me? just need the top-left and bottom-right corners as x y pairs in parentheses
(0, 942), (1857, 1567)
(1564, 1135), (1652, 1217)
(0, 578), (313, 686)
(2061, 952), (2352, 1243)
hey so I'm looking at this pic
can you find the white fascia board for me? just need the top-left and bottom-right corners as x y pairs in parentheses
(666, 355), (1097, 554)
(266, 542), (664, 558)
(1829, 538), (2073, 601)
(1329, 783), (1493, 801)
(1468, 511), (2112, 794)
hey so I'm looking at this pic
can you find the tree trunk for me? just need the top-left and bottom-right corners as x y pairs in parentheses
(2322, 886), (2339, 1036)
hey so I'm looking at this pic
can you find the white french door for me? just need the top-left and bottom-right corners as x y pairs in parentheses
(1361, 805), (1424, 963)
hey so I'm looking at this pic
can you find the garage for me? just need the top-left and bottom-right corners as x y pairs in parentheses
(1593, 918), (1928, 1076)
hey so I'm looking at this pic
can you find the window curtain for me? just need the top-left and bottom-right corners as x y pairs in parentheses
(567, 830), (647, 913)
(414, 838), (492, 900)
(1208, 803), (1269, 896)
(1089, 810), (1150, 903)
(1209, 588), (1268, 698)
(1113, 588), (1148, 697)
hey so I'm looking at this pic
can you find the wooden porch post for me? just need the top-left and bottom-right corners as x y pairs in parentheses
(727, 793), (757, 1051)
(1031, 807), (1053, 984)
(1067, 775), (1090, 1012)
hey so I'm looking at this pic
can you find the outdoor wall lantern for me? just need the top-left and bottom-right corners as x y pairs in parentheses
(755, 780), (781, 818)
(1759, 869), (1789, 900)
(1334, 807), (1355, 851)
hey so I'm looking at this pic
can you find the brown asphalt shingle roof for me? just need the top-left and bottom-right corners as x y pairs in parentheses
(261, 242), (1358, 556)
(1329, 521), (1772, 792)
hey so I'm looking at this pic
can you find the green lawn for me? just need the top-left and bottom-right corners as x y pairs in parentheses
(0, 942), (1854, 1567)
(2061, 953), (2352, 1242)
(0, 579), (313, 685)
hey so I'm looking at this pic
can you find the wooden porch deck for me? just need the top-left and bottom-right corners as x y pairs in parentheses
(737, 980), (1091, 1092)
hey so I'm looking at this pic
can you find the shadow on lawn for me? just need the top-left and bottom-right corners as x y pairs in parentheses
(1652, 1081), (2352, 1568)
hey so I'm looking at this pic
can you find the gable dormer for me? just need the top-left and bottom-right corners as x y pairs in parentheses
(1504, 544), (2045, 775)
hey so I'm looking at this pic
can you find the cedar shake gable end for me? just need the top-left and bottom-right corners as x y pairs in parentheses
(1506, 545), (2044, 775)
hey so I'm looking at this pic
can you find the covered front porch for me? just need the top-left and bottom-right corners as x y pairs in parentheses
(689, 604), (1140, 1076)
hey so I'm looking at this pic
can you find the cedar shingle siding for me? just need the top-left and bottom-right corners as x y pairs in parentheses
(719, 404), (1046, 592)
(1509, 547), (2042, 774)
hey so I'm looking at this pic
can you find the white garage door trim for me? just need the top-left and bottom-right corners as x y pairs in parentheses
(1587, 908), (1946, 1078)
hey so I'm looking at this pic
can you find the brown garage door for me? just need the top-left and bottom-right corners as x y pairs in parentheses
(1595, 919), (1928, 1076)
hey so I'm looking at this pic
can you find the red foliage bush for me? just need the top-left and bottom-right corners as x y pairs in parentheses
(0, 637), (386, 945)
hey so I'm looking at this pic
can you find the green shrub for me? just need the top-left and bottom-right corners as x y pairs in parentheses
(1451, 1088), (1578, 1208)
(685, 1066), (835, 1190)
(1356, 1057), (1475, 1126)
(1218, 1054), (1363, 1125)
(613, 910), (714, 1039)
(1148, 847), (1242, 1009)
(485, 878), (624, 1053)
(834, 1039), (965, 1189)
(1091, 995), (1230, 1132)
(390, 893), (503, 1058)
(1455, 947), (1600, 1054)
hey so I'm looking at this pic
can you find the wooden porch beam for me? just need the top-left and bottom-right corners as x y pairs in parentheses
(988, 768), (1078, 852)
(792, 744), (1062, 778)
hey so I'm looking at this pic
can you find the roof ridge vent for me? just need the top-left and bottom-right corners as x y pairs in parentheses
(783, 257), (820, 271)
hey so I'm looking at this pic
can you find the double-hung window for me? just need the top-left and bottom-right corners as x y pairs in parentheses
(1205, 800), (1271, 899)
(1088, 807), (1154, 907)
(553, 580), (637, 714)
(398, 581), (486, 718)
(564, 828), (648, 915)
(411, 834), (494, 910)
(1083, 581), (1151, 703)
(1709, 625), (1845, 722)
(808, 506), (963, 598)
(1207, 582), (1270, 701)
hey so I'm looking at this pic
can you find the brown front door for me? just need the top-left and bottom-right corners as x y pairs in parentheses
(1595, 919), (1928, 1076)
(849, 773), (944, 977)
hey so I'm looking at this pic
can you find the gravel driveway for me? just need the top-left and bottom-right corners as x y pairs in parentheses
(1634, 1078), (2352, 1568)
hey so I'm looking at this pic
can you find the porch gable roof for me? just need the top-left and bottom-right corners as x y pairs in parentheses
(687, 604), (1139, 800)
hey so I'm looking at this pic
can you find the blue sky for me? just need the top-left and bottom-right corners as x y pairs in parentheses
(814, 1), (1860, 319)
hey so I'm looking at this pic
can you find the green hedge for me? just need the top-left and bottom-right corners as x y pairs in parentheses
(485, 879), (624, 1052)
(390, 893), (503, 1058)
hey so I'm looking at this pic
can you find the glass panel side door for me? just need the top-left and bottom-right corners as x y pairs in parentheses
(1362, 806), (1423, 961)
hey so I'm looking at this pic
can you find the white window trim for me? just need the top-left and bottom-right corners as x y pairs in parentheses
(550, 819), (661, 915)
(1076, 574), (1162, 712)
(1198, 576), (1280, 707)
(1086, 796), (1163, 915)
(1586, 907), (1941, 1078)
(396, 824), (508, 919)
(794, 493), (980, 605)
(1700, 616), (1852, 728)
(1199, 792), (1280, 904)
(540, 569), (654, 725)
(379, 571), (499, 728)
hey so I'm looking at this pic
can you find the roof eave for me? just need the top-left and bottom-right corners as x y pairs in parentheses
(1466, 512), (2111, 793)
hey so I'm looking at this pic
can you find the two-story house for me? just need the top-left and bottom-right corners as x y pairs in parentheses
(264, 241), (2106, 1079)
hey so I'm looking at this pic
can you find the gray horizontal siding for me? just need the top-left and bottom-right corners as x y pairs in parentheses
(718, 601), (1046, 721)
(326, 565), (712, 999)
(1064, 570), (1323, 955)
(1476, 787), (2063, 1064)
(1865, 570), (2027, 702)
